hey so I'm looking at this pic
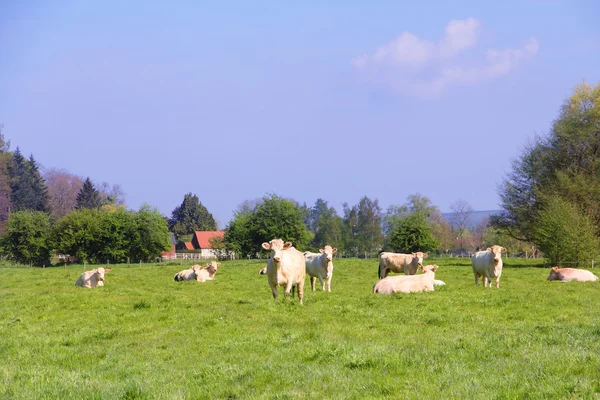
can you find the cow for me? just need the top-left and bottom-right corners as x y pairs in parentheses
(378, 252), (428, 278)
(262, 239), (306, 304)
(75, 267), (110, 288)
(259, 266), (267, 275)
(304, 245), (337, 292)
(471, 245), (506, 288)
(373, 264), (439, 294)
(195, 261), (220, 282)
(173, 265), (203, 282)
(547, 267), (599, 282)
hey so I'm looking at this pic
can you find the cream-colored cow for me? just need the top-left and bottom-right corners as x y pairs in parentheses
(75, 267), (110, 288)
(262, 239), (306, 304)
(304, 245), (337, 292)
(378, 252), (428, 278)
(547, 267), (599, 282)
(174, 265), (202, 282)
(472, 245), (506, 288)
(373, 265), (439, 294)
(195, 261), (220, 282)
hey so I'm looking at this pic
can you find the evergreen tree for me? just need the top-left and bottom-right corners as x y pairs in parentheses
(27, 155), (49, 213)
(169, 193), (217, 235)
(7, 148), (49, 212)
(76, 178), (102, 210)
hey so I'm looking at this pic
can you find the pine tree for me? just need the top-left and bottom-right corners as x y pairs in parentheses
(169, 193), (217, 235)
(76, 178), (101, 210)
(8, 148), (48, 212)
(27, 155), (49, 213)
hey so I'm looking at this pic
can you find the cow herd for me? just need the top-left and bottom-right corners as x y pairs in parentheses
(74, 239), (599, 301)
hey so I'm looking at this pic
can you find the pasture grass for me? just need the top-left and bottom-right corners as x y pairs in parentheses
(1, 258), (599, 399)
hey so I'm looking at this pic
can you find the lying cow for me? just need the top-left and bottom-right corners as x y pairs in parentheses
(547, 267), (599, 282)
(378, 252), (428, 278)
(174, 265), (203, 282)
(262, 239), (306, 304)
(373, 264), (438, 294)
(304, 245), (337, 292)
(195, 261), (220, 282)
(471, 245), (506, 288)
(75, 267), (110, 288)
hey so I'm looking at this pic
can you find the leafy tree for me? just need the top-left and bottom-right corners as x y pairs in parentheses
(534, 195), (599, 266)
(386, 212), (439, 253)
(224, 194), (310, 258)
(54, 208), (102, 262)
(342, 202), (359, 253)
(169, 193), (217, 236)
(76, 177), (102, 210)
(1, 210), (52, 266)
(130, 205), (171, 261)
(494, 82), (600, 242)
(310, 201), (345, 251)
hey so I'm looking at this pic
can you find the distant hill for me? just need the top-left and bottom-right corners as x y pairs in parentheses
(441, 210), (501, 229)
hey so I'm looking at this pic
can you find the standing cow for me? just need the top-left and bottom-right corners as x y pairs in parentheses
(304, 245), (337, 292)
(471, 245), (506, 288)
(75, 267), (110, 288)
(547, 267), (599, 282)
(373, 264), (439, 294)
(378, 252), (428, 279)
(262, 239), (306, 304)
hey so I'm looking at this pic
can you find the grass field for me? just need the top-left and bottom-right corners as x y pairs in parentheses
(1, 257), (599, 399)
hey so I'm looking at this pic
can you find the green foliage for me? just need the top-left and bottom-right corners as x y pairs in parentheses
(534, 195), (600, 265)
(342, 196), (383, 253)
(386, 212), (439, 253)
(224, 194), (310, 257)
(54, 207), (171, 263)
(169, 193), (217, 236)
(495, 82), (600, 245)
(75, 177), (101, 210)
(1, 210), (51, 266)
(8, 148), (49, 213)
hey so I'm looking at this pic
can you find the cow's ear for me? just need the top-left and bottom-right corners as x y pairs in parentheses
(217, 263), (221, 267)
(552, 266), (558, 271)
(105, 269), (111, 273)
(433, 264), (438, 272)
(319, 249), (324, 254)
(332, 248), (337, 254)
(283, 242), (293, 249)
(423, 253), (428, 258)
(412, 252), (416, 257)
(486, 247), (492, 252)
(262, 242), (271, 250)
(501, 247), (507, 253)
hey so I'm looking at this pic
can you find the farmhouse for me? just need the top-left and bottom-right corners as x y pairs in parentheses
(185, 231), (226, 258)
(161, 233), (177, 259)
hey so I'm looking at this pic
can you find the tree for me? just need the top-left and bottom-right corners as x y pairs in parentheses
(44, 168), (84, 219)
(534, 195), (599, 266)
(54, 208), (101, 262)
(76, 178), (102, 210)
(311, 203), (345, 251)
(386, 212), (439, 253)
(169, 193), (217, 236)
(450, 199), (473, 251)
(494, 82), (600, 242)
(0, 123), (11, 229)
(1, 210), (52, 266)
(130, 205), (172, 262)
(8, 148), (49, 213)
(224, 194), (310, 258)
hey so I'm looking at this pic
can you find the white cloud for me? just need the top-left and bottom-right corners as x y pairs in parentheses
(352, 19), (539, 97)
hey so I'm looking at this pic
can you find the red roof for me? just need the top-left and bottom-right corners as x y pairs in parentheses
(161, 244), (176, 256)
(193, 231), (225, 249)
(184, 242), (195, 250)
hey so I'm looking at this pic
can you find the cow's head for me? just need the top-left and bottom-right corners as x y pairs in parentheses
(95, 267), (109, 282)
(487, 245), (506, 263)
(547, 266), (560, 281)
(262, 239), (292, 263)
(411, 252), (428, 267)
(206, 261), (220, 274)
(319, 245), (337, 262)
(421, 264), (438, 273)
(191, 265), (203, 276)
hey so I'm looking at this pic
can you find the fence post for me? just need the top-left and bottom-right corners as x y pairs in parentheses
(592, 260), (595, 269)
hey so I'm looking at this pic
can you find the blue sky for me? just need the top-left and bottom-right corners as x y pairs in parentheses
(1, 0), (599, 227)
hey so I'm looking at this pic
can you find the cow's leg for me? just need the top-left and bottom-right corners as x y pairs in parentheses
(326, 274), (332, 292)
(319, 275), (325, 291)
(297, 279), (305, 305)
(474, 272), (479, 286)
(284, 281), (294, 300)
(269, 281), (278, 300)
(310, 276), (316, 292)
(495, 276), (500, 288)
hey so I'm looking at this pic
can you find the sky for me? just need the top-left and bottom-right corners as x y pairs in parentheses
(1, 0), (599, 228)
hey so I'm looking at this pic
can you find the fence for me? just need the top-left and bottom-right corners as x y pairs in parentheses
(161, 253), (235, 261)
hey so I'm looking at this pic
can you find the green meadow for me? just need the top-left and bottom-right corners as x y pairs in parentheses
(1, 258), (599, 399)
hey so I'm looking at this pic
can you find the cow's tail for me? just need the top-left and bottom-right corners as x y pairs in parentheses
(377, 258), (383, 279)
(373, 282), (379, 294)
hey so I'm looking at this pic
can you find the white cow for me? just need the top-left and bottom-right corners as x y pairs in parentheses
(75, 267), (110, 288)
(378, 252), (428, 278)
(195, 261), (220, 282)
(471, 245), (506, 288)
(262, 239), (306, 304)
(547, 267), (599, 282)
(373, 265), (439, 294)
(304, 245), (337, 292)
(173, 265), (203, 282)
